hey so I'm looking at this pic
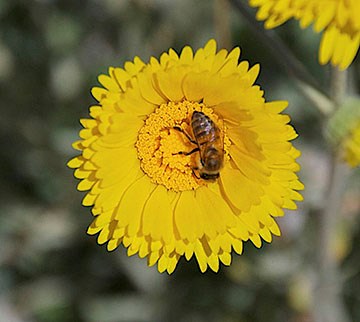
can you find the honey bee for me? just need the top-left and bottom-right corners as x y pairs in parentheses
(174, 111), (224, 180)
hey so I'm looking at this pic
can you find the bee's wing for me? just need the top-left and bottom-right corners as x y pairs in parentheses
(218, 116), (225, 147)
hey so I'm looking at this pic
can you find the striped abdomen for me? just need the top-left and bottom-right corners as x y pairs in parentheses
(191, 111), (223, 177)
(191, 111), (220, 146)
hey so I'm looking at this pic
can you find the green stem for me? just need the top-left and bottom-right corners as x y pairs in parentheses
(214, 0), (232, 50)
(313, 68), (350, 322)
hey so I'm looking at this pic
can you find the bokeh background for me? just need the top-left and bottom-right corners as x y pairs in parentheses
(0, 0), (359, 321)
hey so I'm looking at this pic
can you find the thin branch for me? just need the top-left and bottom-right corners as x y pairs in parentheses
(313, 68), (351, 322)
(314, 158), (350, 322)
(296, 80), (335, 116)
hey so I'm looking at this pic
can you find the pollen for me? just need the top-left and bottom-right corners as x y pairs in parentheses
(136, 100), (221, 191)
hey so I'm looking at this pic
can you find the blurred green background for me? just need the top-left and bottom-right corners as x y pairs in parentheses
(0, 0), (359, 321)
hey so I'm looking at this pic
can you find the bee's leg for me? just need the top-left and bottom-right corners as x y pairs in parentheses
(172, 147), (199, 156)
(183, 147), (199, 155)
(191, 167), (200, 179)
(173, 126), (197, 144)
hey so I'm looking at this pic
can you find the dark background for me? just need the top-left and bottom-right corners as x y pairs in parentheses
(0, 1), (359, 321)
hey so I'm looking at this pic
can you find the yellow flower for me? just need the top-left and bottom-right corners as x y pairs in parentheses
(344, 122), (360, 167)
(68, 39), (303, 274)
(249, 0), (360, 70)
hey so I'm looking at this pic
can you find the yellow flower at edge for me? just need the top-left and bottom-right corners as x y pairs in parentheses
(68, 39), (304, 274)
(326, 97), (360, 167)
(249, 0), (360, 70)
(344, 122), (360, 167)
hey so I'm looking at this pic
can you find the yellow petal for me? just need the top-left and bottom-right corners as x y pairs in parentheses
(107, 238), (121, 251)
(232, 238), (243, 254)
(139, 239), (150, 258)
(97, 224), (114, 245)
(67, 156), (84, 168)
(180, 46), (194, 65)
(204, 39), (217, 57)
(155, 67), (187, 102)
(98, 74), (120, 92)
(259, 226), (272, 243)
(158, 254), (168, 273)
(194, 240), (208, 273)
(74, 167), (91, 180)
(142, 185), (174, 244)
(196, 186), (236, 237)
(265, 100), (288, 113)
(148, 250), (160, 267)
(118, 84), (155, 116)
(314, 2), (336, 32)
(249, 233), (262, 248)
(246, 63), (260, 86)
(91, 87), (108, 102)
(77, 178), (95, 191)
(214, 102), (251, 124)
(115, 175), (156, 236)
(82, 192), (97, 206)
(166, 253), (180, 274)
(137, 70), (166, 105)
(219, 251), (231, 266)
(230, 145), (271, 184)
(331, 32), (347, 66)
(87, 221), (102, 235)
(283, 198), (298, 210)
(93, 166), (142, 211)
(339, 32), (360, 69)
(92, 147), (138, 188)
(319, 25), (337, 65)
(220, 166), (259, 212)
(202, 75), (241, 106)
(210, 49), (228, 73)
(182, 71), (208, 102)
(269, 222), (281, 236)
(111, 67), (131, 91)
(218, 47), (241, 77)
(237, 60), (249, 75)
(174, 190), (204, 242)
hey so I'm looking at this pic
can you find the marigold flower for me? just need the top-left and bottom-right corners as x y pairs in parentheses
(249, 0), (360, 70)
(68, 39), (304, 274)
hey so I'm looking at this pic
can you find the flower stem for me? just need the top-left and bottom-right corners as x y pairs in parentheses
(214, 0), (232, 50)
(330, 67), (348, 106)
(313, 68), (350, 322)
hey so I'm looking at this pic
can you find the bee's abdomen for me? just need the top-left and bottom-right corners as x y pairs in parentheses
(191, 111), (218, 145)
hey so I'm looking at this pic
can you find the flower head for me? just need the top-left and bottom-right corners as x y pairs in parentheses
(68, 39), (303, 274)
(249, 0), (360, 70)
(344, 122), (360, 167)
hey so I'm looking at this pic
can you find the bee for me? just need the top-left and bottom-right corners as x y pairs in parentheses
(174, 111), (224, 180)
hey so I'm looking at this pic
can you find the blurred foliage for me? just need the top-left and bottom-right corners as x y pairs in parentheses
(0, 0), (359, 321)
